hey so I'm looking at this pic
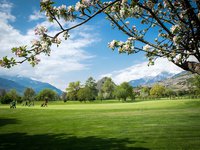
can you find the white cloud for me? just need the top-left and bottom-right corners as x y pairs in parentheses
(0, 0), (15, 22)
(29, 10), (45, 21)
(100, 58), (183, 85)
(0, 2), (100, 90)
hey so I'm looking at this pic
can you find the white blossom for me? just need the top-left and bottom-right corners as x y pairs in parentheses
(132, 25), (136, 31)
(122, 43), (130, 51)
(128, 37), (136, 41)
(143, 44), (151, 51)
(31, 39), (40, 46)
(120, 9), (125, 18)
(34, 26), (47, 35)
(34, 57), (40, 65)
(170, 24), (180, 34)
(108, 40), (116, 49)
(67, 6), (74, 13)
(15, 49), (23, 56)
(41, 41), (49, 50)
(41, 0), (50, 3)
(173, 36), (181, 44)
(125, 21), (130, 25)
(52, 37), (61, 44)
(121, 0), (127, 4)
(75, 2), (84, 11)
(82, 0), (91, 6)
(57, 5), (66, 15)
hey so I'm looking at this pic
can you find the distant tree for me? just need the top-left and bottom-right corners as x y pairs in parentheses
(37, 89), (57, 101)
(85, 77), (98, 99)
(77, 87), (94, 102)
(190, 75), (200, 96)
(61, 92), (67, 102)
(114, 82), (134, 101)
(176, 90), (189, 97)
(101, 77), (115, 99)
(164, 88), (176, 98)
(150, 84), (166, 98)
(23, 88), (35, 104)
(0, 94), (12, 104)
(8, 89), (21, 103)
(140, 86), (150, 99)
(66, 81), (81, 100)
(97, 90), (104, 101)
(1, 89), (21, 104)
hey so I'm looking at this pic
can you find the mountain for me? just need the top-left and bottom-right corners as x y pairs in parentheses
(0, 77), (26, 94)
(0, 75), (62, 95)
(129, 72), (175, 87)
(129, 71), (195, 91)
(156, 71), (195, 91)
(96, 77), (109, 91)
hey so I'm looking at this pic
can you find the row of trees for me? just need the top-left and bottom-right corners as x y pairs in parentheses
(65, 77), (135, 102)
(0, 88), (58, 104)
(138, 75), (200, 99)
(65, 75), (200, 102)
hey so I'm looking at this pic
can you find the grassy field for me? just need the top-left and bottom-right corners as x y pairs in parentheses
(0, 99), (200, 150)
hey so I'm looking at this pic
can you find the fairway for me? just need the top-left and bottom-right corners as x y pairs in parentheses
(0, 99), (200, 150)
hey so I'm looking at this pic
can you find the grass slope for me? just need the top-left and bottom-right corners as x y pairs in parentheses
(0, 99), (200, 150)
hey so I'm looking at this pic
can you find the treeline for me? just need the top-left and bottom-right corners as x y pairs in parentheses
(137, 75), (200, 99)
(0, 88), (59, 104)
(63, 75), (200, 102)
(63, 77), (135, 102)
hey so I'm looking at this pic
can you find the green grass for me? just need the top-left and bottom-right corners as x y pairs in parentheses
(0, 99), (200, 150)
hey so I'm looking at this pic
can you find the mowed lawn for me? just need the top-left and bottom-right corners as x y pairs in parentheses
(0, 99), (200, 150)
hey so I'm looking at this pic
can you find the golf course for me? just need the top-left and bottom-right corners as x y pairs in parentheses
(0, 99), (200, 150)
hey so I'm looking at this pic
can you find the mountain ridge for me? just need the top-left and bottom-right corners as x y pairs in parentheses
(129, 71), (194, 91)
(0, 75), (62, 95)
(129, 71), (175, 87)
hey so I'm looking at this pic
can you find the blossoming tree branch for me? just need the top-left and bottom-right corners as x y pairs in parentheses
(1, 0), (200, 74)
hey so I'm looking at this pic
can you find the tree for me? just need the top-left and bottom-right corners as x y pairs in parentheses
(85, 77), (98, 100)
(190, 75), (200, 96)
(101, 77), (115, 99)
(164, 88), (176, 98)
(23, 88), (35, 104)
(0, 89), (21, 104)
(37, 89), (57, 101)
(61, 92), (67, 102)
(114, 82), (134, 101)
(150, 84), (166, 98)
(140, 86), (150, 99)
(77, 87), (94, 102)
(66, 81), (81, 100)
(0, 0), (200, 74)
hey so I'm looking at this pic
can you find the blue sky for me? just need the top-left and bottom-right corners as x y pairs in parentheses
(0, 0), (183, 90)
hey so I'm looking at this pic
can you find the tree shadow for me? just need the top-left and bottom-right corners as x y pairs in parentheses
(0, 133), (150, 150)
(0, 118), (20, 127)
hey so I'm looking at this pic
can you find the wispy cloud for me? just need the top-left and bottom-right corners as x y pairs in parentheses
(99, 58), (183, 84)
(0, 2), (100, 90)
(29, 10), (45, 21)
(0, 0), (15, 22)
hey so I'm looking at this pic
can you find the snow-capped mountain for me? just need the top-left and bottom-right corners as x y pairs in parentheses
(129, 71), (175, 87)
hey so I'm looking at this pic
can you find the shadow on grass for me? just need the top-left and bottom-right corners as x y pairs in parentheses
(0, 133), (149, 150)
(0, 118), (20, 127)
